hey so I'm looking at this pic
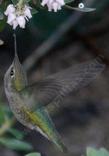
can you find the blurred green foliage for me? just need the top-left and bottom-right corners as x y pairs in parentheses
(26, 152), (41, 156)
(0, 99), (34, 153)
(0, 138), (33, 151)
(87, 147), (109, 156)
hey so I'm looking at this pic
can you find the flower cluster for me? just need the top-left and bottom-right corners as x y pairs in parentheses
(4, 0), (94, 29)
(4, 4), (32, 29)
(41, 0), (65, 12)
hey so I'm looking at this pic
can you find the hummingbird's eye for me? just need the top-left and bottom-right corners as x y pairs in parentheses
(10, 67), (15, 78)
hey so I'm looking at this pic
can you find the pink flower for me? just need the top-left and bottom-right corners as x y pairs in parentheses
(41, 0), (65, 12)
(4, 4), (32, 29)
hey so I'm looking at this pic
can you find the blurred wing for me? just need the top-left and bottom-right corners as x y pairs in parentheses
(20, 57), (105, 110)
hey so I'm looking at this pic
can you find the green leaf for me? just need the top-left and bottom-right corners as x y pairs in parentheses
(0, 138), (33, 151)
(64, 0), (74, 4)
(11, 0), (18, 5)
(87, 147), (98, 156)
(7, 128), (25, 140)
(65, 5), (96, 12)
(31, 8), (38, 15)
(99, 148), (109, 156)
(26, 152), (41, 156)
(87, 147), (109, 156)
(72, 7), (96, 12)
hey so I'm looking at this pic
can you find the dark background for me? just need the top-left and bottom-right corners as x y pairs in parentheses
(1, 0), (109, 155)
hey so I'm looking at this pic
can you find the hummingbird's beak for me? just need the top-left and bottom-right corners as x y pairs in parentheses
(13, 50), (22, 72)
(13, 32), (22, 76)
(13, 33), (19, 65)
(12, 33), (28, 91)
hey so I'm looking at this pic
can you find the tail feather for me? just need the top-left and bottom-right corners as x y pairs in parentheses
(53, 139), (68, 153)
(50, 131), (69, 153)
(34, 124), (68, 153)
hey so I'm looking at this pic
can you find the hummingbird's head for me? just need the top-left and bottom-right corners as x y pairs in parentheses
(4, 54), (27, 91)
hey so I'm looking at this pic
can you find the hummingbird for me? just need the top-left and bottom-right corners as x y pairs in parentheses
(4, 34), (105, 152)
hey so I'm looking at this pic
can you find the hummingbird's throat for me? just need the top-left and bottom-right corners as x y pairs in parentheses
(14, 78), (25, 91)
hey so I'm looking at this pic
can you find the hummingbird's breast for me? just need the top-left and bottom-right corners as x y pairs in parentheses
(5, 86), (33, 129)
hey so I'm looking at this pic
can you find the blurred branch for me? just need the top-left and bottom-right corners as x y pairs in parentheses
(23, 0), (95, 71)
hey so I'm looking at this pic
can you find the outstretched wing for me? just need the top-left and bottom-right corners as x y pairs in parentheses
(20, 57), (105, 110)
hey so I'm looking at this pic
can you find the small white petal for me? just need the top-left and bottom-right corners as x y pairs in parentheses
(25, 16), (29, 21)
(52, 2), (59, 12)
(4, 4), (15, 15)
(7, 13), (16, 23)
(7, 20), (13, 26)
(48, 0), (54, 5)
(48, 5), (52, 11)
(16, 16), (26, 28)
(24, 5), (32, 10)
(12, 20), (18, 29)
(57, 0), (65, 5)
(57, 4), (61, 10)
(41, 0), (49, 6)
(24, 7), (32, 19)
